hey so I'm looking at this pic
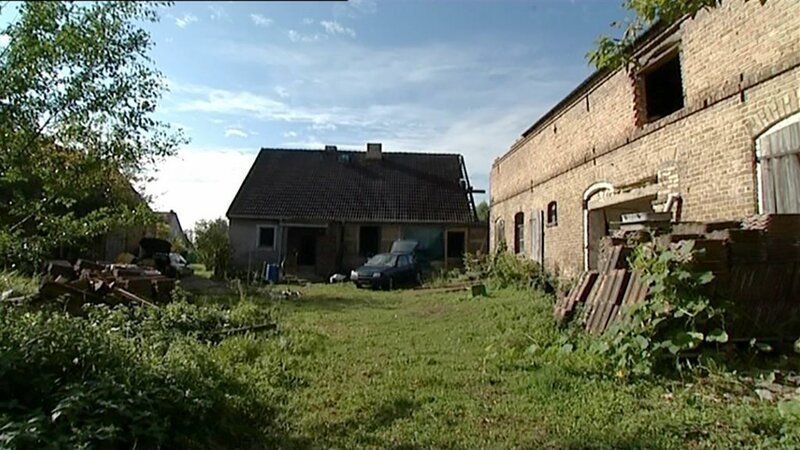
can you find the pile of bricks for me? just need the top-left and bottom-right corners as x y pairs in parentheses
(555, 214), (800, 340)
(38, 259), (176, 310)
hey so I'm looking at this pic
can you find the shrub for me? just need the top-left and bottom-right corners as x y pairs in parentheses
(597, 239), (725, 378)
(465, 250), (555, 292)
(0, 300), (284, 449)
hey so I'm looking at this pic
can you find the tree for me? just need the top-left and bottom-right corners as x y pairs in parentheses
(0, 1), (185, 271)
(193, 219), (232, 280)
(476, 200), (490, 222)
(588, 0), (766, 70)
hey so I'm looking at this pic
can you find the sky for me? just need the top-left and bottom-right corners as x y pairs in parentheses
(5, 0), (630, 230)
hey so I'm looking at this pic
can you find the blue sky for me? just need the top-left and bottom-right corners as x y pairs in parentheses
(6, 0), (630, 229)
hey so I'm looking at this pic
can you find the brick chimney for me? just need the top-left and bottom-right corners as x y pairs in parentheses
(366, 142), (382, 160)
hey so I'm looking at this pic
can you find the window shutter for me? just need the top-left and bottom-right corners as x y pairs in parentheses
(530, 210), (544, 264)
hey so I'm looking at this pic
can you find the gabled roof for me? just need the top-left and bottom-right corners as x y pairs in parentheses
(226, 148), (477, 224)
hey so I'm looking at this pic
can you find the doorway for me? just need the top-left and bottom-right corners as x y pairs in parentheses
(287, 227), (322, 266)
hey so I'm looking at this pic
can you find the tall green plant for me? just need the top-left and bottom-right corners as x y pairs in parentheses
(0, 1), (186, 271)
(193, 218), (232, 280)
(598, 240), (725, 378)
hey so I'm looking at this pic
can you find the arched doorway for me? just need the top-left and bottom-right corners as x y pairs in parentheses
(582, 182), (614, 270)
(755, 112), (800, 214)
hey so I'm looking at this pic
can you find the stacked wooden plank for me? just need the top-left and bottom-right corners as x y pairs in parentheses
(37, 259), (176, 309)
(555, 214), (800, 339)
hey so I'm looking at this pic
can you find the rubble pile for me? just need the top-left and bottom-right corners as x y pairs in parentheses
(36, 258), (177, 309)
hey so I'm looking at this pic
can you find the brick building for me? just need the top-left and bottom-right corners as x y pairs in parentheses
(489, 0), (800, 278)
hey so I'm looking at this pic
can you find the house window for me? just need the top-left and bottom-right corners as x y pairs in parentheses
(514, 212), (524, 254)
(546, 201), (558, 227)
(641, 51), (684, 122)
(257, 226), (276, 249)
(359, 225), (381, 257)
(495, 219), (506, 249)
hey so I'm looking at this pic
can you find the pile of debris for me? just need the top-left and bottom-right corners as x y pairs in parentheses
(555, 214), (800, 340)
(33, 259), (177, 310)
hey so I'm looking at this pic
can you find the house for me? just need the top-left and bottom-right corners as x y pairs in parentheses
(226, 143), (487, 278)
(490, 0), (800, 278)
(152, 210), (192, 252)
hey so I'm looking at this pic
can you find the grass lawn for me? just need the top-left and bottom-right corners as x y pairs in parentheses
(264, 284), (793, 449)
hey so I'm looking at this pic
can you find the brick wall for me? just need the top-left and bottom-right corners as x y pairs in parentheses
(490, 0), (800, 278)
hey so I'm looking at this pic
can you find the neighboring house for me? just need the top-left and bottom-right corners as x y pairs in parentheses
(226, 143), (487, 278)
(490, 0), (800, 278)
(153, 210), (192, 251)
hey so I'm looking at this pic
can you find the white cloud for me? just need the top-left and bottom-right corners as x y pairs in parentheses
(302, 18), (315, 25)
(320, 20), (356, 38)
(224, 127), (249, 138)
(274, 85), (290, 98)
(145, 148), (258, 230)
(311, 122), (336, 131)
(208, 5), (228, 21)
(288, 30), (325, 43)
(250, 13), (272, 27)
(283, 131), (298, 138)
(175, 13), (198, 29)
(0, 34), (10, 48)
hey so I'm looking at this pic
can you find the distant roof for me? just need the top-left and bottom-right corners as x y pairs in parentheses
(226, 148), (477, 223)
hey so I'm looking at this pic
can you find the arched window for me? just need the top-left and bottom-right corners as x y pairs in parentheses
(514, 212), (524, 254)
(495, 219), (506, 250)
(546, 201), (558, 226)
(756, 112), (800, 214)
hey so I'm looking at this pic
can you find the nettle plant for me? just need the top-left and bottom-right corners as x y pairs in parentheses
(598, 239), (727, 378)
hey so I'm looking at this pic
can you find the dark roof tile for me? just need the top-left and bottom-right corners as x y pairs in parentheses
(226, 148), (476, 223)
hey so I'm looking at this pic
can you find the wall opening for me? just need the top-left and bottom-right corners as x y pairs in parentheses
(582, 183), (613, 270)
(514, 212), (525, 254)
(546, 201), (558, 226)
(359, 225), (381, 257)
(446, 230), (466, 259)
(641, 51), (684, 122)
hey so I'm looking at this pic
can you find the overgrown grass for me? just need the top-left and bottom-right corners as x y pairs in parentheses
(0, 270), (39, 296)
(269, 284), (798, 449)
(1, 270), (797, 448)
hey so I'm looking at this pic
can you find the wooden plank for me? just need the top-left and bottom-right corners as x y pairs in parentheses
(580, 273), (607, 326)
(111, 287), (157, 308)
(589, 269), (628, 334)
(554, 271), (598, 322)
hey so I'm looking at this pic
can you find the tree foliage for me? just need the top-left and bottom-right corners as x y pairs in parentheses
(588, 0), (766, 70)
(193, 218), (232, 279)
(0, 1), (185, 271)
(476, 200), (489, 222)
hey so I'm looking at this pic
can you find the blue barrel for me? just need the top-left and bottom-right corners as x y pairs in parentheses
(265, 264), (280, 283)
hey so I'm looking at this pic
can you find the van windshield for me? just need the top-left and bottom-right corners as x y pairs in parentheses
(366, 253), (396, 267)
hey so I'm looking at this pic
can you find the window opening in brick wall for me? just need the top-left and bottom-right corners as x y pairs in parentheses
(641, 52), (684, 122)
(514, 212), (524, 254)
(546, 201), (558, 226)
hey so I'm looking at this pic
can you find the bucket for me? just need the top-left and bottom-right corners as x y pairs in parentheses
(265, 264), (280, 284)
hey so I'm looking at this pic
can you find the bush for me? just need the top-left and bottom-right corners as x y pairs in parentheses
(465, 249), (555, 292)
(0, 300), (285, 449)
(596, 239), (725, 378)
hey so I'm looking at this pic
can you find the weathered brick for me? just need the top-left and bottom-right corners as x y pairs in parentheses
(490, 0), (800, 278)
